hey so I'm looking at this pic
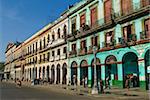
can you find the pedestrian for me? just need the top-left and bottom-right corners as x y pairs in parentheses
(100, 79), (104, 94)
(125, 75), (130, 91)
(84, 77), (88, 88)
(105, 76), (111, 89)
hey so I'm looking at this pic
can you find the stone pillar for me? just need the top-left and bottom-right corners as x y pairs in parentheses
(101, 65), (105, 80)
(54, 67), (57, 84)
(60, 66), (63, 84)
(88, 65), (92, 87)
(77, 67), (80, 86)
(138, 58), (146, 89)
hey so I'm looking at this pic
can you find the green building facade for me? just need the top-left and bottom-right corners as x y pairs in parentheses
(67, 0), (150, 90)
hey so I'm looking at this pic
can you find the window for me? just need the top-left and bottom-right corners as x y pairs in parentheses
(80, 14), (86, 27)
(52, 34), (55, 40)
(36, 42), (38, 51)
(141, 0), (150, 7)
(63, 25), (67, 35)
(104, 0), (112, 23)
(28, 47), (29, 54)
(72, 43), (76, 51)
(35, 56), (37, 63)
(63, 47), (67, 53)
(57, 28), (61, 38)
(105, 31), (114, 46)
(91, 36), (98, 46)
(80, 40), (86, 49)
(47, 34), (50, 43)
(144, 18), (150, 38)
(71, 18), (76, 33)
(30, 45), (32, 54)
(57, 49), (60, 55)
(52, 51), (55, 57)
(90, 7), (97, 26)
(43, 54), (45, 61)
(123, 25), (133, 42)
(33, 44), (34, 53)
(40, 55), (42, 62)
(40, 40), (42, 50)
(121, 0), (132, 15)
(47, 52), (50, 61)
(43, 37), (46, 48)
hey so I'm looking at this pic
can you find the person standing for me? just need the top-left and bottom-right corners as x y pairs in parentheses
(100, 79), (104, 94)
(84, 77), (88, 88)
(105, 76), (111, 89)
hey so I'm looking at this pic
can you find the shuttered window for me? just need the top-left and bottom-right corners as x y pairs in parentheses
(80, 14), (86, 26)
(144, 18), (150, 38)
(72, 43), (76, 51)
(141, 0), (150, 7)
(104, 0), (112, 23)
(91, 36), (98, 46)
(80, 40), (86, 49)
(121, 0), (132, 15)
(90, 7), (97, 26)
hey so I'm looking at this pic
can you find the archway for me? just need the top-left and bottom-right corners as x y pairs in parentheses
(43, 67), (45, 79)
(56, 64), (60, 84)
(105, 55), (118, 86)
(47, 66), (50, 79)
(51, 65), (55, 84)
(35, 67), (37, 79)
(62, 63), (67, 84)
(122, 52), (139, 88)
(71, 61), (78, 85)
(145, 49), (150, 90)
(80, 60), (88, 85)
(39, 67), (41, 79)
(91, 58), (101, 87)
(30, 68), (31, 80)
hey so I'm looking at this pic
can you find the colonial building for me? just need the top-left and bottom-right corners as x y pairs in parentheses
(5, 0), (150, 90)
(67, 0), (150, 90)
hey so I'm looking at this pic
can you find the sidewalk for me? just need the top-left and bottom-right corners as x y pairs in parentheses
(5, 80), (150, 100)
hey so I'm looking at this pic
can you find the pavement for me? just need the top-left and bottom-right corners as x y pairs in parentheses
(1, 80), (150, 100)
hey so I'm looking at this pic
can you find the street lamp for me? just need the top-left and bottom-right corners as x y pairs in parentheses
(91, 45), (98, 94)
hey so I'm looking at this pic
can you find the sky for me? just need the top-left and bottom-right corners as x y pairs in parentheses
(0, 0), (80, 62)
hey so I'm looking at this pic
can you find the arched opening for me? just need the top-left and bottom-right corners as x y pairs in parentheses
(122, 52), (139, 88)
(51, 65), (55, 84)
(62, 63), (67, 84)
(47, 66), (50, 79)
(105, 55), (118, 86)
(91, 58), (101, 87)
(30, 68), (31, 80)
(71, 61), (78, 85)
(56, 64), (60, 84)
(80, 60), (88, 85)
(43, 67), (45, 79)
(39, 67), (41, 79)
(35, 67), (37, 79)
(145, 49), (150, 90)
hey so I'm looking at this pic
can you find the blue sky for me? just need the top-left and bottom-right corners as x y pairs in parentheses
(0, 0), (80, 62)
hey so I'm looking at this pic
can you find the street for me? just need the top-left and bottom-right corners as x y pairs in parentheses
(0, 82), (93, 100)
(0, 82), (149, 100)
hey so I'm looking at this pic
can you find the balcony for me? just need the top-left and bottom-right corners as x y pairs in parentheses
(50, 56), (55, 62)
(60, 53), (67, 60)
(78, 47), (87, 56)
(137, 31), (150, 44)
(55, 55), (60, 61)
(87, 45), (100, 54)
(116, 2), (149, 24)
(69, 50), (77, 58)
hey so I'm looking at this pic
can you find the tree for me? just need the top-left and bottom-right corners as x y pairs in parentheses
(0, 62), (5, 71)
